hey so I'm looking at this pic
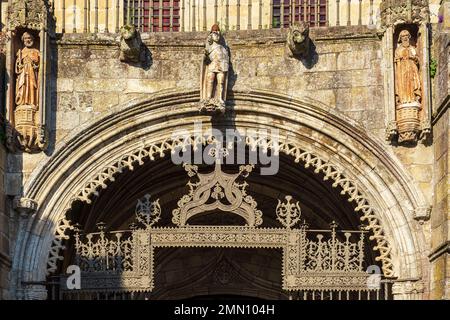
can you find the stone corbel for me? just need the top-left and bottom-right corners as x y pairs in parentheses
(412, 205), (431, 223)
(21, 283), (48, 300)
(13, 196), (38, 216)
(392, 279), (425, 300)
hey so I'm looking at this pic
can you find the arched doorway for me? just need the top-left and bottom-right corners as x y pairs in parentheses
(12, 90), (429, 299)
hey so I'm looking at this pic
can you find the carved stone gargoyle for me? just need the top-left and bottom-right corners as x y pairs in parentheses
(119, 24), (145, 63)
(287, 22), (311, 59)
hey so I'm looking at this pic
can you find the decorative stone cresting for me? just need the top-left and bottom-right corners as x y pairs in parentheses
(46, 218), (74, 274)
(46, 135), (395, 278)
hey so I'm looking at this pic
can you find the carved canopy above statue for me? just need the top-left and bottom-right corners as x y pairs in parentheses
(7, 0), (54, 32)
(380, 0), (430, 29)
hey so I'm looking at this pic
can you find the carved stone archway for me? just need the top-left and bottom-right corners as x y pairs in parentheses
(12, 89), (429, 299)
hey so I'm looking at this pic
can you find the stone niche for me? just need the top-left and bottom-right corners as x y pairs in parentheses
(382, 0), (432, 145)
(4, 0), (53, 153)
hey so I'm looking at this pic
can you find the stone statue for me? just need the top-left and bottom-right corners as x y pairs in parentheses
(15, 32), (40, 108)
(14, 31), (46, 152)
(200, 24), (229, 113)
(395, 30), (422, 106)
(6, 0), (51, 153)
(287, 22), (311, 58)
(394, 29), (423, 143)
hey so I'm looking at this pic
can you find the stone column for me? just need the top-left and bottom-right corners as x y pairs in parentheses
(11, 197), (46, 300)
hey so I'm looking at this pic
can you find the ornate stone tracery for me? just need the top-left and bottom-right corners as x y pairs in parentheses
(45, 134), (395, 279)
(172, 148), (263, 227)
(380, 0), (430, 30)
(59, 193), (378, 294)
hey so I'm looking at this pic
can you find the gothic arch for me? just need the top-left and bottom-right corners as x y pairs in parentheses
(12, 89), (429, 299)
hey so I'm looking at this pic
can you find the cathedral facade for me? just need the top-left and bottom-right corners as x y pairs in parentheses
(0, 0), (449, 300)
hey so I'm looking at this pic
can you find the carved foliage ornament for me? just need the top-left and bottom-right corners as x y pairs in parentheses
(7, 0), (53, 32)
(135, 194), (161, 229)
(380, 0), (430, 29)
(276, 196), (302, 229)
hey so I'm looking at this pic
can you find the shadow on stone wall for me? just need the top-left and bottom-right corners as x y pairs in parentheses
(293, 41), (319, 70)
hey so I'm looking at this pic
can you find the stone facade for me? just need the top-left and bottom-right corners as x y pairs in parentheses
(0, 0), (448, 300)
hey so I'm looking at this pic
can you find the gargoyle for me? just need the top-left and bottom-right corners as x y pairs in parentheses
(119, 24), (145, 63)
(287, 22), (311, 58)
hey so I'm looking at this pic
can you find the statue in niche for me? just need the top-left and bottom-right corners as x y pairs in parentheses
(394, 29), (423, 143)
(15, 32), (40, 108)
(200, 24), (229, 113)
(14, 31), (44, 152)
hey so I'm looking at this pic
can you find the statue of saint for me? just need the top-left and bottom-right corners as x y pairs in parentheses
(394, 29), (424, 143)
(15, 32), (40, 108)
(200, 24), (229, 112)
(394, 30), (422, 107)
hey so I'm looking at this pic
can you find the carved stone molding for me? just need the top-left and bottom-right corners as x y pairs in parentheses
(428, 241), (450, 263)
(392, 279), (425, 298)
(412, 205), (431, 223)
(21, 284), (48, 300)
(7, 0), (54, 33)
(13, 197), (38, 215)
(380, 0), (430, 30)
